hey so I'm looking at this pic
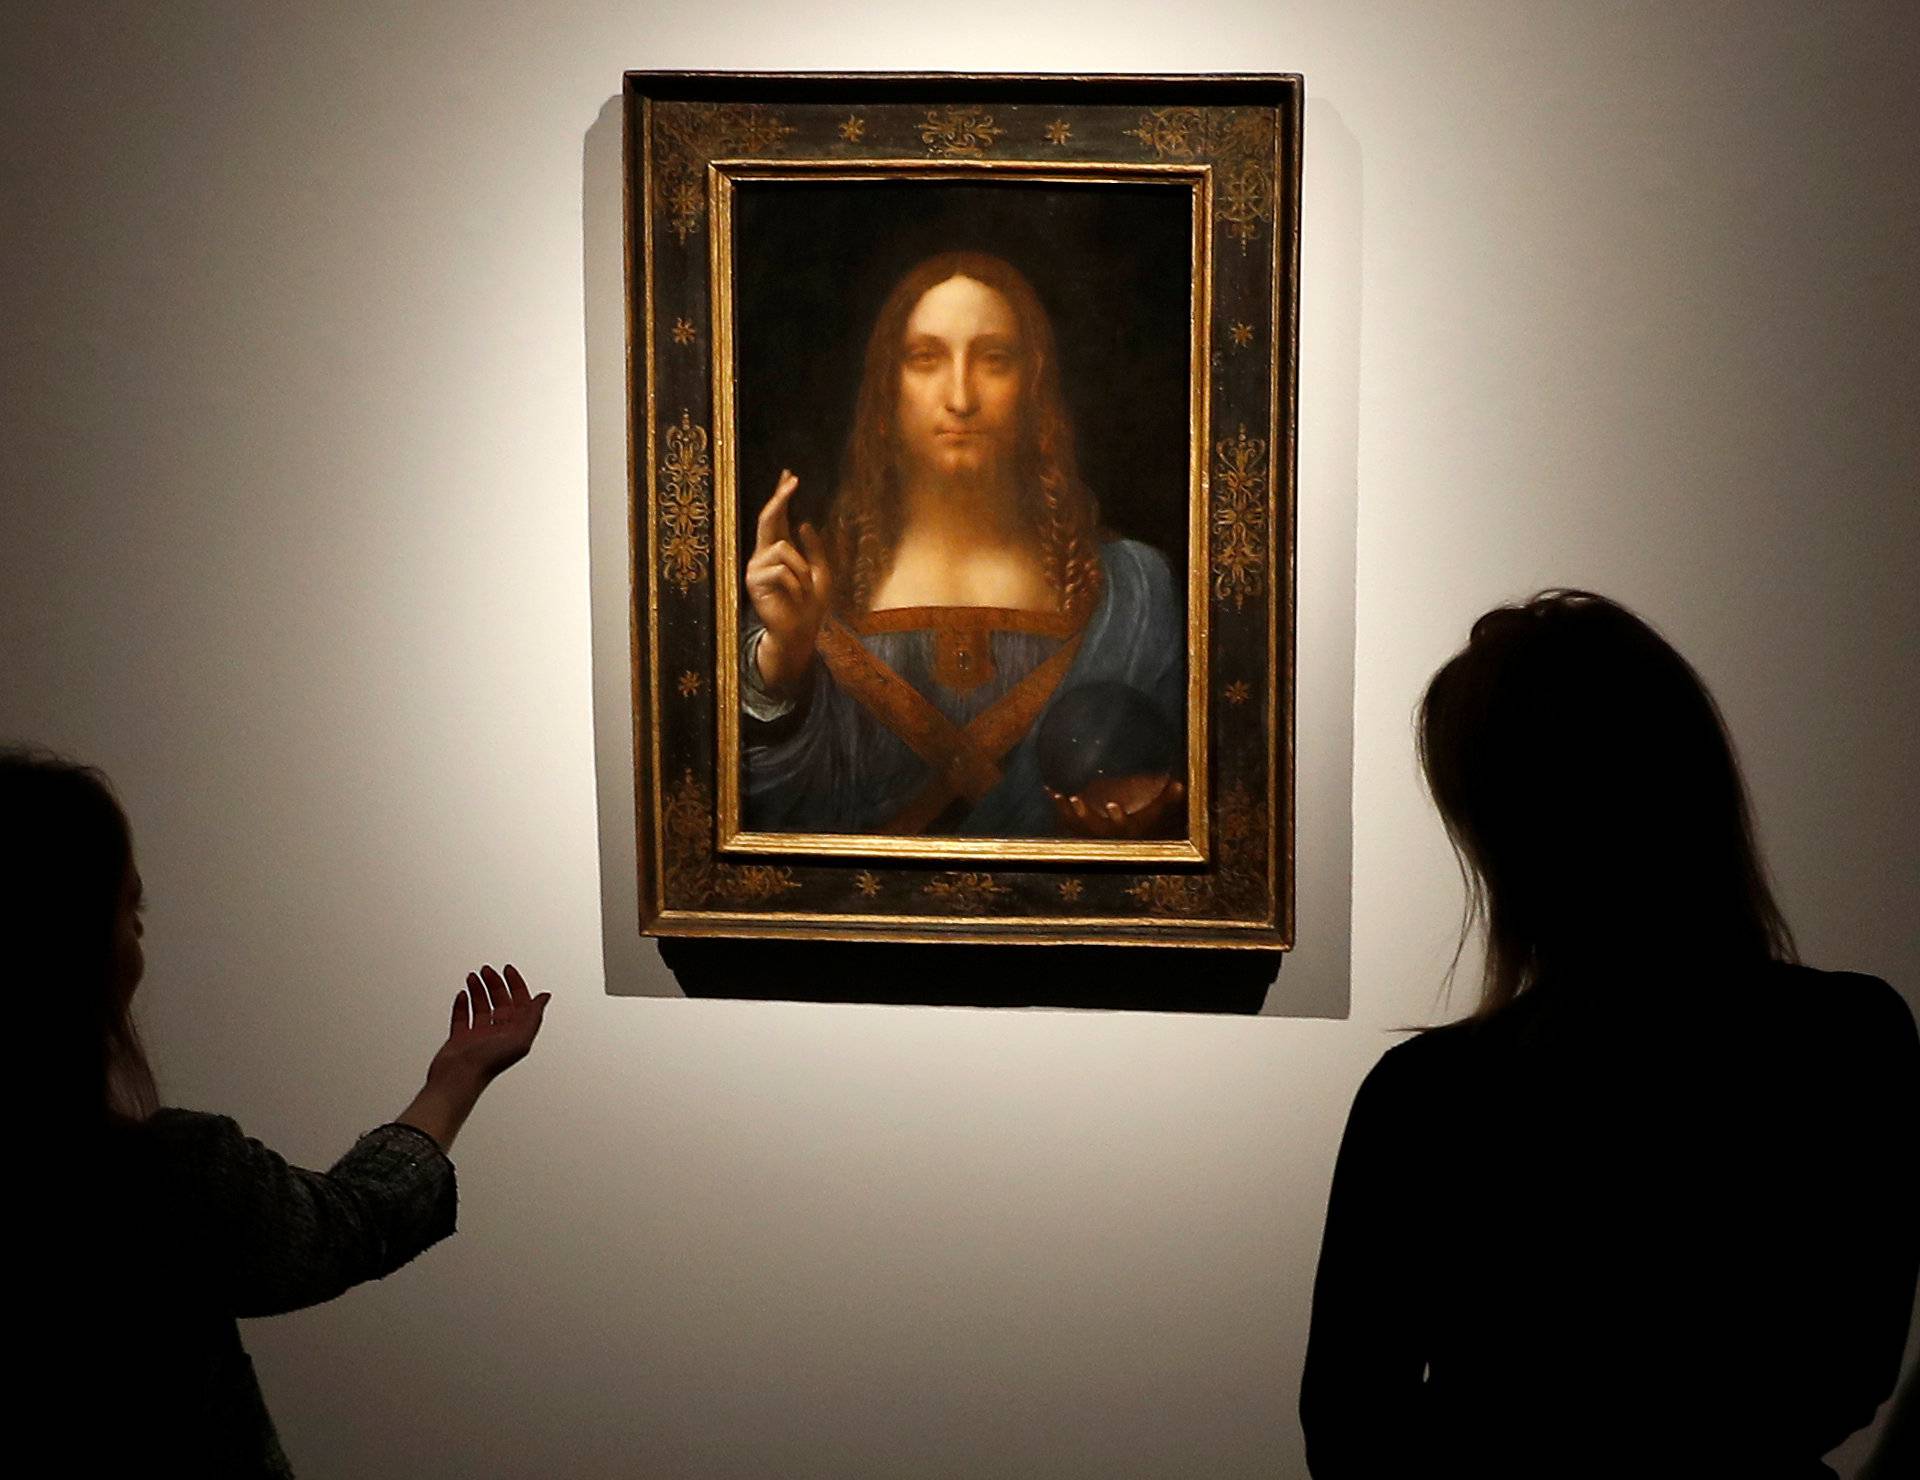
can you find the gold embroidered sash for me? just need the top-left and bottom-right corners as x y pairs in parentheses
(813, 608), (1086, 835)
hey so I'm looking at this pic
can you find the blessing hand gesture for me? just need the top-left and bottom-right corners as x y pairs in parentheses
(746, 470), (833, 697)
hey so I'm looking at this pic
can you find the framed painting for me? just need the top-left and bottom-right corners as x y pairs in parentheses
(626, 71), (1300, 950)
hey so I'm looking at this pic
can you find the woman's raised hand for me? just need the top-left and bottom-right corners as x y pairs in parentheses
(746, 471), (833, 697)
(399, 964), (551, 1151)
(430, 964), (550, 1088)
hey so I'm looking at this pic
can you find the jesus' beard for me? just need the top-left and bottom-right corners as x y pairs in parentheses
(898, 437), (1026, 518)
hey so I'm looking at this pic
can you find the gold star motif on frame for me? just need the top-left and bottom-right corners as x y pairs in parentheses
(854, 869), (882, 898)
(1044, 119), (1072, 145)
(1058, 878), (1083, 901)
(677, 670), (703, 697)
(1225, 679), (1252, 706)
(1229, 321), (1254, 348)
(838, 114), (866, 143)
(671, 317), (696, 346)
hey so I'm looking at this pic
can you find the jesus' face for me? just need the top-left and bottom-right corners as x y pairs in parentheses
(895, 274), (1026, 487)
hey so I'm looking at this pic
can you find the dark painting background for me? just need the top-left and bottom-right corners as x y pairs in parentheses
(731, 178), (1196, 586)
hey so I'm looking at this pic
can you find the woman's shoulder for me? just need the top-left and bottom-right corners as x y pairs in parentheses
(1769, 960), (1907, 1010)
(1352, 1026), (1480, 1104)
(1357, 1006), (1566, 1102)
(103, 1109), (256, 1199)
(1398, 964), (1913, 1073)
(1326, 1031), (1496, 1155)
(1759, 963), (1916, 1052)
(122, 1107), (253, 1169)
(141, 1106), (246, 1142)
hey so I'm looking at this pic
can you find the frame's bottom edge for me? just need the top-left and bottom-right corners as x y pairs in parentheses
(640, 914), (1291, 951)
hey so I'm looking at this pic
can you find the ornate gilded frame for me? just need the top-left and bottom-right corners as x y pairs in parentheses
(625, 72), (1301, 949)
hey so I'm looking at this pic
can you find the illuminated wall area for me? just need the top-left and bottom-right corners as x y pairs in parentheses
(3, 4), (1914, 1476)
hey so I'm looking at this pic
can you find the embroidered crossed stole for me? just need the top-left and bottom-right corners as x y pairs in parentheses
(814, 606), (1086, 834)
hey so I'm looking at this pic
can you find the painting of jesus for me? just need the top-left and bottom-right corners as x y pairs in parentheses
(630, 73), (1299, 949)
(737, 246), (1188, 840)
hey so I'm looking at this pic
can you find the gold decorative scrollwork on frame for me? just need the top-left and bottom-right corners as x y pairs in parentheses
(1124, 783), (1265, 916)
(1123, 875), (1213, 913)
(664, 769), (801, 907)
(1211, 424), (1269, 611)
(659, 410), (712, 596)
(919, 108), (1005, 157)
(1126, 107), (1276, 249)
(1215, 781), (1267, 912)
(652, 103), (797, 244)
(919, 872), (1011, 910)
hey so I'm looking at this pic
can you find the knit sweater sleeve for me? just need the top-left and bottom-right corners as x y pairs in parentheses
(139, 1109), (459, 1318)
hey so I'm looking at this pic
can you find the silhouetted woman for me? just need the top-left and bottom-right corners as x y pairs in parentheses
(12, 749), (550, 1476)
(1300, 592), (1918, 1477)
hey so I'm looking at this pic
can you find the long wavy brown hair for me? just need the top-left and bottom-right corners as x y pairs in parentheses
(826, 252), (1104, 619)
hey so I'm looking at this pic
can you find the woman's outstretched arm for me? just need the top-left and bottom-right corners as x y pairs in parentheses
(138, 964), (549, 1318)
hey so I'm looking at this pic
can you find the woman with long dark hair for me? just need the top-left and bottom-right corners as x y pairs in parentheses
(1300, 592), (1918, 1477)
(12, 749), (550, 1475)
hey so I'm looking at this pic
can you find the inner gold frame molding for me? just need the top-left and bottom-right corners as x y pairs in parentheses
(625, 71), (1302, 950)
(712, 159), (1212, 866)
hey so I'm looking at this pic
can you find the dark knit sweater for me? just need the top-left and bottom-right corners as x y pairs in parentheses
(87, 1111), (458, 1476)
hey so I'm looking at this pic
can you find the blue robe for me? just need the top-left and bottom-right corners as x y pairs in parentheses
(744, 538), (1184, 836)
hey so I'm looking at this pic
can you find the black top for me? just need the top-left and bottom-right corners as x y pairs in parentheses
(1301, 964), (1920, 1478)
(75, 1111), (458, 1477)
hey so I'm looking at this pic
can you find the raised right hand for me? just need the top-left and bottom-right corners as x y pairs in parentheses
(746, 470), (833, 697)
(397, 963), (551, 1152)
(427, 963), (550, 1089)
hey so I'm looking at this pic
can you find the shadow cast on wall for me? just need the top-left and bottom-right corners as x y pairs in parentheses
(660, 937), (1278, 1013)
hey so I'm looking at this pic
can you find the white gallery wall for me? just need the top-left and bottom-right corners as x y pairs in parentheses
(4, 3), (1915, 1476)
